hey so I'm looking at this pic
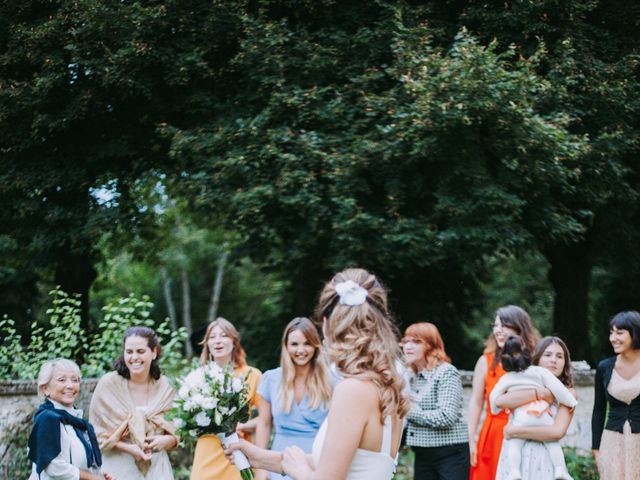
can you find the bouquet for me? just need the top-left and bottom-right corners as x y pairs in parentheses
(170, 363), (254, 480)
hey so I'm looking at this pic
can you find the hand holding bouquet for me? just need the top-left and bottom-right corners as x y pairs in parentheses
(170, 363), (254, 480)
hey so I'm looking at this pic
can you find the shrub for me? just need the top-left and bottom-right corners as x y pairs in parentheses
(0, 288), (187, 381)
(565, 447), (599, 480)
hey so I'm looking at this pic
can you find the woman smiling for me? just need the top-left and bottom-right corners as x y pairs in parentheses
(592, 311), (640, 479)
(28, 359), (110, 480)
(190, 317), (262, 480)
(254, 317), (333, 480)
(89, 326), (177, 480)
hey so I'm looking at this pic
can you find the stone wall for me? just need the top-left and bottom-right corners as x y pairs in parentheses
(0, 371), (595, 475)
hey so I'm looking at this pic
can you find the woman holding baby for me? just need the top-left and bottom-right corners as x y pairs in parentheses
(491, 336), (578, 480)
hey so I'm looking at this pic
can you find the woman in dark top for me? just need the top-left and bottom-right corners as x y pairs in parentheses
(591, 311), (640, 479)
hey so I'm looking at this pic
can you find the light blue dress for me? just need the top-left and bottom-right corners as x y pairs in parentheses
(257, 367), (331, 480)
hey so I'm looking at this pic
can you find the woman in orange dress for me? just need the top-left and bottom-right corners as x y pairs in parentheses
(190, 317), (262, 480)
(468, 305), (539, 480)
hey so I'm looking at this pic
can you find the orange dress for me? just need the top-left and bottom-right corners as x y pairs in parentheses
(190, 365), (262, 480)
(469, 352), (509, 480)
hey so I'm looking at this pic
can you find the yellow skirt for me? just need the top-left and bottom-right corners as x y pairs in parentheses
(190, 435), (242, 480)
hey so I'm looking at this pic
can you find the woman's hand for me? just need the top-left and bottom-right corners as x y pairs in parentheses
(592, 449), (600, 467)
(503, 424), (515, 440)
(253, 470), (269, 480)
(102, 473), (115, 480)
(236, 421), (254, 440)
(125, 443), (152, 462)
(224, 438), (276, 471)
(537, 387), (554, 405)
(145, 434), (176, 452)
(469, 440), (477, 467)
(282, 446), (314, 480)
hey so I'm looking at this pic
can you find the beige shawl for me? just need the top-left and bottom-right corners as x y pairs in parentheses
(89, 371), (177, 475)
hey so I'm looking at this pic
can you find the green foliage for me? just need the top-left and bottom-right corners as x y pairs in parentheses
(565, 448), (599, 480)
(0, 316), (26, 380)
(393, 447), (414, 480)
(466, 252), (554, 353)
(19, 287), (86, 380)
(2, 0), (639, 367)
(82, 294), (154, 377)
(83, 293), (188, 378)
(0, 288), (187, 381)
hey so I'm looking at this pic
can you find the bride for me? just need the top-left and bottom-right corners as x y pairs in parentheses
(227, 268), (409, 480)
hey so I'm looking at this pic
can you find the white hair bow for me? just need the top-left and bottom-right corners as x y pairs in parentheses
(335, 280), (368, 306)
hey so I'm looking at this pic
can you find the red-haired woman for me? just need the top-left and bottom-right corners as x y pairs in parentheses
(402, 322), (470, 480)
(190, 317), (262, 480)
(468, 306), (539, 480)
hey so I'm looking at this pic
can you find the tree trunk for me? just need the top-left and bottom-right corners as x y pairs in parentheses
(181, 268), (194, 358)
(207, 248), (229, 323)
(160, 267), (178, 332)
(543, 235), (594, 364)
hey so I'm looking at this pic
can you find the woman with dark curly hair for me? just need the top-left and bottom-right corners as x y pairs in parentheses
(89, 326), (178, 480)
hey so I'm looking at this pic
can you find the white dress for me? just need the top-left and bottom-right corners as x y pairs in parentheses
(311, 416), (396, 480)
(494, 404), (560, 480)
(101, 405), (174, 480)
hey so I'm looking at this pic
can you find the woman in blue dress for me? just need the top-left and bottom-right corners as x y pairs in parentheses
(254, 317), (333, 480)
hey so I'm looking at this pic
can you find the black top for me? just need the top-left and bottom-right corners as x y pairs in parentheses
(591, 356), (640, 449)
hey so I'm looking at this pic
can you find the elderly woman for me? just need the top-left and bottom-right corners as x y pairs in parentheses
(28, 358), (111, 480)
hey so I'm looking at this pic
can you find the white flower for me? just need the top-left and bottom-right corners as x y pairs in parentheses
(178, 385), (190, 399)
(183, 400), (197, 412)
(231, 378), (243, 393)
(172, 418), (184, 429)
(335, 280), (367, 306)
(219, 406), (229, 415)
(194, 411), (212, 427)
(202, 397), (218, 410)
(185, 368), (207, 390)
(192, 393), (205, 406)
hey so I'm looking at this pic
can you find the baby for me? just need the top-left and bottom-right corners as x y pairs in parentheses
(489, 336), (577, 480)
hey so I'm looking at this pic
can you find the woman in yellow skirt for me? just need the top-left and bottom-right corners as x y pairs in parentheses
(190, 317), (262, 480)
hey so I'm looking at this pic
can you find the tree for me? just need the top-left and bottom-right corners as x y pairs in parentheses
(457, 0), (640, 361)
(169, 6), (586, 365)
(0, 0), (249, 329)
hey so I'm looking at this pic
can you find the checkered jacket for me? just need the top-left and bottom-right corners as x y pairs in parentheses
(405, 362), (469, 448)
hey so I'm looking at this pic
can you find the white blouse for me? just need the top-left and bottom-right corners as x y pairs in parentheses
(28, 400), (88, 480)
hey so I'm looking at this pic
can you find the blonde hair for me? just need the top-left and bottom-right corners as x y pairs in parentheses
(279, 317), (332, 414)
(199, 317), (247, 368)
(315, 268), (409, 421)
(37, 358), (81, 397)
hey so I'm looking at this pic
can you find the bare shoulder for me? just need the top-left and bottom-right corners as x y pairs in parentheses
(332, 378), (378, 406)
